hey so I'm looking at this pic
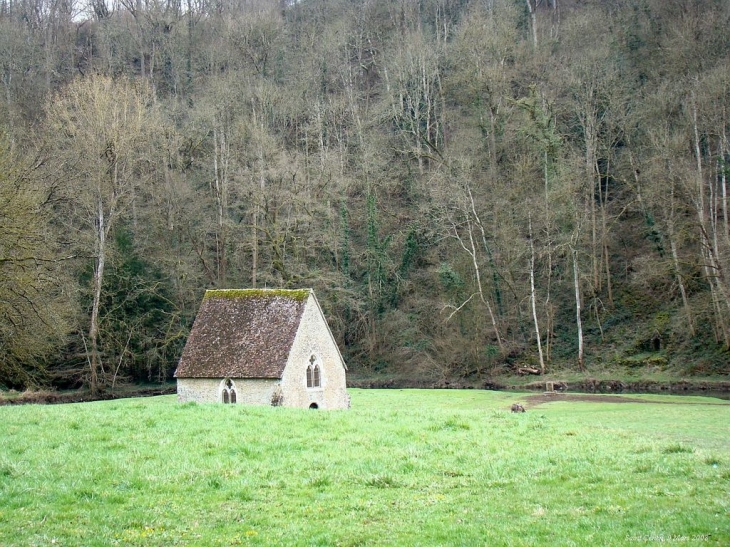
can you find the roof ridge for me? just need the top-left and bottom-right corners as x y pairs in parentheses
(203, 288), (311, 301)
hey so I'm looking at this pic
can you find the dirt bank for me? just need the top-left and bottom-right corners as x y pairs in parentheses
(0, 385), (176, 406)
(518, 378), (730, 396)
(347, 377), (730, 397)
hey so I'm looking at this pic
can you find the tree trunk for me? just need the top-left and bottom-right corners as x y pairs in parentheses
(212, 127), (227, 284)
(2, 71), (14, 150)
(692, 93), (730, 346)
(488, 106), (498, 178)
(252, 99), (266, 288)
(670, 236), (695, 337)
(543, 148), (553, 363)
(89, 195), (106, 395)
(467, 186), (504, 317)
(582, 109), (599, 292)
(525, 0), (537, 48)
(721, 139), (729, 247)
(572, 247), (585, 371)
(602, 160), (613, 306)
(464, 217), (503, 352)
(529, 214), (545, 374)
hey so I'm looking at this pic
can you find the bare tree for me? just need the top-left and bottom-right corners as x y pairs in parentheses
(47, 75), (160, 393)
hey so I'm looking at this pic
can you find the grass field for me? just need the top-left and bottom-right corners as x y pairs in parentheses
(0, 389), (728, 546)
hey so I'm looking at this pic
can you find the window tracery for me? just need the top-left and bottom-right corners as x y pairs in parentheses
(306, 355), (321, 388)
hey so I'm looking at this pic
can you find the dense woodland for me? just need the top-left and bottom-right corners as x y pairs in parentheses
(1, 0), (729, 391)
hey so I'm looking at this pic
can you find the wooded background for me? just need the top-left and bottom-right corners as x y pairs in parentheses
(1, 0), (729, 391)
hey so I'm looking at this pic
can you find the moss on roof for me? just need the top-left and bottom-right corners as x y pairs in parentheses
(203, 288), (311, 301)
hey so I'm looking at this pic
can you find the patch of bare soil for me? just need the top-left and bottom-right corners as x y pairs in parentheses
(521, 393), (730, 409)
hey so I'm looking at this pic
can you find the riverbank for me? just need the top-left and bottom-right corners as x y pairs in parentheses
(0, 384), (176, 405)
(347, 375), (730, 399)
(3, 374), (729, 406)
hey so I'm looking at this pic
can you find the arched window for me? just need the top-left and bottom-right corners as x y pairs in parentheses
(221, 378), (236, 404)
(306, 355), (321, 388)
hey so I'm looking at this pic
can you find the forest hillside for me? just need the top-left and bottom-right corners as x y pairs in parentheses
(1, 0), (729, 391)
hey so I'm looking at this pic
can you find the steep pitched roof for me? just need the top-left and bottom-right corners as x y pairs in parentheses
(175, 288), (311, 379)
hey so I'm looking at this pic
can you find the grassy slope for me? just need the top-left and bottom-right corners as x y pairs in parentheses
(0, 390), (728, 546)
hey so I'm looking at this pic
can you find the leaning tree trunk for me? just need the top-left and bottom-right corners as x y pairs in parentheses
(529, 214), (545, 374)
(572, 246), (585, 371)
(89, 195), (107, 395)
(668, 181), (695, 337)
(464, 217), (504, 353)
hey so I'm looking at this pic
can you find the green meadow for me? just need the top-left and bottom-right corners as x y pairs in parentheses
(0, 390), (728, 546)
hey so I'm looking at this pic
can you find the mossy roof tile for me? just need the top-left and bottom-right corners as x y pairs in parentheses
(175, 289), (311, 379)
